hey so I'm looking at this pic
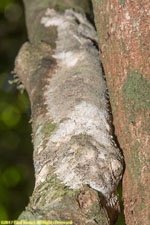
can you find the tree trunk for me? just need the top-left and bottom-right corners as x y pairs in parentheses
(92, 1), (150, 225)
(14, 0), (124, 224)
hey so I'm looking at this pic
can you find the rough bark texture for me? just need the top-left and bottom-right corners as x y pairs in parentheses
(14, 0), (124, 224)
(92, 1), (150, 225)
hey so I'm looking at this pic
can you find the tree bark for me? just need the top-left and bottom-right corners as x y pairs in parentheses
(14, 0), (124, 224)
(92, 1), (150, 225)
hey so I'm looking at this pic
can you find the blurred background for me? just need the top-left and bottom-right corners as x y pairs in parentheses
(0, 0), (34, 220)
(0, 0), (125, 224)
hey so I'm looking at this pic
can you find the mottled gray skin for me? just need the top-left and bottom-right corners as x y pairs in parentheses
(30, 9), (124, 207)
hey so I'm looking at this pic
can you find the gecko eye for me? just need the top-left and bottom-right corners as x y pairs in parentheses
(110, 159), (123, 179)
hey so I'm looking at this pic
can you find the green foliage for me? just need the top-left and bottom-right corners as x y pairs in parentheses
(1, 167), (21, 188)
(0, 0), (12, 12)
(0, 0), (34, 220)
(0, 103), (21, 127)
(0, 204), (8, 220)
(115, 183), (126, 225)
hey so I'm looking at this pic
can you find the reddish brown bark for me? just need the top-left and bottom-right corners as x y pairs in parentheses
(92, 1), (150, 225)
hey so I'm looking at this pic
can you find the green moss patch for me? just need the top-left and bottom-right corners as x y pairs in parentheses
(41, 121), (57, 136)
(129, 141), (142, 182)
(118, 0), (126, 6)
(122, 71), (150, 120)
(99, 0), (105, 6)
